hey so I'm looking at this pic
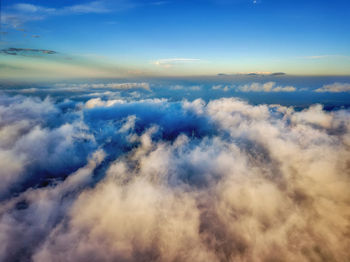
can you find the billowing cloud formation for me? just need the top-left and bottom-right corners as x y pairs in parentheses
(238, 82), (296, 92)
(315, 82), (350, 93)
(0, 94), (350, 261)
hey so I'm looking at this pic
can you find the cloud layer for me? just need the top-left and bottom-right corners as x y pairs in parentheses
(0, 94), (349, 261)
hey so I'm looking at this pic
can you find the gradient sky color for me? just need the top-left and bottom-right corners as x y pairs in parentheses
(1, 0), (350, 79)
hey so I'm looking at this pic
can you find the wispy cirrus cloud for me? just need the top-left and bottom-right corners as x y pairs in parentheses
(13, 1), (131, 14)
(152, 58), (201, 68)
(2, 0), (170, 29)
(1, 13), (45, 28)
(13, 3), (56, 14)
(1, 1), (134, 28)
(61, 1), (111, 14)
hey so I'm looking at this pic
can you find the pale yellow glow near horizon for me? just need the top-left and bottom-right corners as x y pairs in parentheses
(1, 54), (350, 81)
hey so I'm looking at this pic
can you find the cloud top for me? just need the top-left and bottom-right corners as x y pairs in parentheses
(0, 94), (349, 261)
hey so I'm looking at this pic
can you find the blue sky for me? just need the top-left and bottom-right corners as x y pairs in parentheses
(1, 0), (350, 79)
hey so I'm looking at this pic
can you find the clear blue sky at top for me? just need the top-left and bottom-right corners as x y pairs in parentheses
(1, 0), (350, 77)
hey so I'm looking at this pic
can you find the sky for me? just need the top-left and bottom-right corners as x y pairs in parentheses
(1, 0), (350, 79)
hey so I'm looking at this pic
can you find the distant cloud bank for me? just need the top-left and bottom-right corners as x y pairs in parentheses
(55, 82), (151, 91)
(238, 82), (296, 92)
(212, 82), (296, 93)
(315, 82), (350, 93)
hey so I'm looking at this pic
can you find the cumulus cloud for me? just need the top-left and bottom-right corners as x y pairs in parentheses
(238, 82), (296, 92)
(0, 96), (96, 198)
(0, 94), (349, 261)
(315, 82), (350, 93)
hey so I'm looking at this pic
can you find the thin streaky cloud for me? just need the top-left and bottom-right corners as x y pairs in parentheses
(152, 58), (201, 68)
(13, 3), (56, 13)
(62, 1), (111, 14)
(2, 1), (134, 28)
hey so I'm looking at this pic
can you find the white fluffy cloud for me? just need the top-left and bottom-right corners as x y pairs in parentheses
(0, 95), (349, 261)
(0, 96), (95, 197)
